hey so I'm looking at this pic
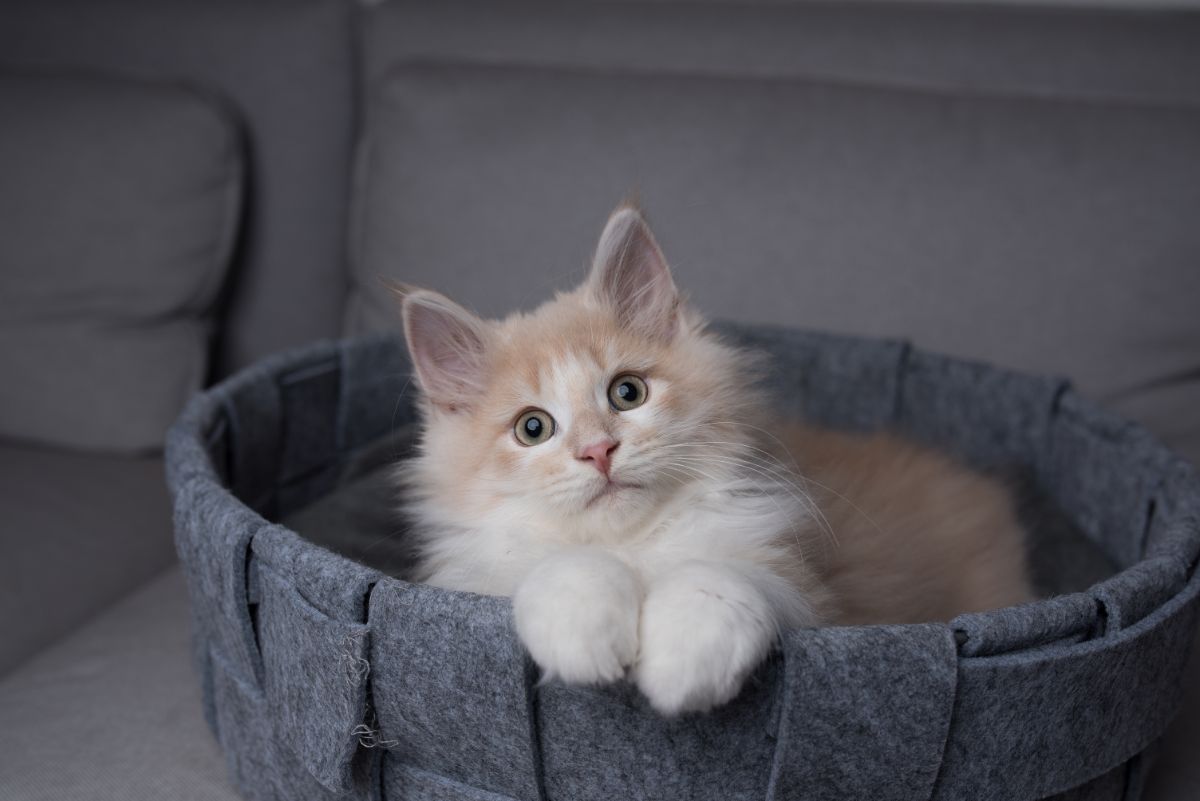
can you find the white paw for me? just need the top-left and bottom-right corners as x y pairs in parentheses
(634, 562), (777, 716)
(513, 549), (641, 686)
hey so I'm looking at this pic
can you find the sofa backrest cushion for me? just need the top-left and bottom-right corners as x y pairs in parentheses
(351, 3), (1200, 466)
(0, 0), (357, 374)
(0, 72), (242, 452)
(361, 1), (1200, 106)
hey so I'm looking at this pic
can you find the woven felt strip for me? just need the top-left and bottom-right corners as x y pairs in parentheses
(255, 567), (372, 794)
(1145, 459), (1200, 567)
(173, 476), (265, 688)
(338, 334), (416, 456)
(713, 320), (908, 430)
(952, 593), (1099, 659)
(765, 623), (959, 801)
(537, 659), (780, 800)
(932, 562), (1200, 801)
(1044, 391), (1171, 569)
(200, 340), (341, 519)
(277, 353), (343, 514)
(369, 579), (543, 801)
(219, 372), (284, 519)
(211, 651), (373, 801)
(382, 763), (527, 801)
(896, 349), (1067, 472)
(252, 525), (380, 795)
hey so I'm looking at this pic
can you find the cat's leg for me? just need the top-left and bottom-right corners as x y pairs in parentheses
(513, 547), (642, 686)
(635, 560), (808, 715)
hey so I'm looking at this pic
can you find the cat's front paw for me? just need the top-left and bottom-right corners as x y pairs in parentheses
(513, 549), (641, 686)
(634, 562), (777, 716)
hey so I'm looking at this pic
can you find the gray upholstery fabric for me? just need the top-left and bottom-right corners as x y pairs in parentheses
(350, 62), (1200, 471)
(0, 72), (241, 452)
(365, 2), (1200, 106)
(0, 568), (238, 801)
(0, 441), (175, 676)
(165, 328), (1200, 801)
(0, 0), (356, 373)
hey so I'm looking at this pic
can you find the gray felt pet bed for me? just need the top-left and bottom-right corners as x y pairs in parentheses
(165, 322), (1200, 801)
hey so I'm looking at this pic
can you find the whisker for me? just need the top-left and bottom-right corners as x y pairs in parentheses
(663, 450), (837, 550)
(658, 456), (813, 559)
(665, 455), (818, 549)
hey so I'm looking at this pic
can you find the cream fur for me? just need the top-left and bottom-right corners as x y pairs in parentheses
(398, 205), (1031, 715)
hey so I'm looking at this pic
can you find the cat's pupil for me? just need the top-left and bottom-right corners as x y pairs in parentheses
(525, 418), (542, 437)
(618, 382), (637, 401)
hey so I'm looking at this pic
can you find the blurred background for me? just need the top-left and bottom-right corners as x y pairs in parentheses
(0, 0), (1198, 798)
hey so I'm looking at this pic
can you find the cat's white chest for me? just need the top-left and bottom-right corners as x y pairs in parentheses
(612, 486), (805, 582)
(422, 478), (806, 597)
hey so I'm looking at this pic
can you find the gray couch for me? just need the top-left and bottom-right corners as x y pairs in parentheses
(1, 0), (1198, 798)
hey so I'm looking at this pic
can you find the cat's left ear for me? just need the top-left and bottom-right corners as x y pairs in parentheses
(587, 206), (680, 341)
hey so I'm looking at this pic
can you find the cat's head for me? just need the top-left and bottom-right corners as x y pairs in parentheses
(400, 206), (767, 539)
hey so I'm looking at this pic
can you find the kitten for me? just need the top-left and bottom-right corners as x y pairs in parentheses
(398, 205), (1033, 715)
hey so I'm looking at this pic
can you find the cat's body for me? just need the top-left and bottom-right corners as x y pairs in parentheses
(398, 205), (1032, 715)
(783, 424), (1032, 625)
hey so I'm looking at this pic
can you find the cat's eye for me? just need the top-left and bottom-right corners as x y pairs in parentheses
(514, 409), (555, 446)
(608, 374), (648, 412)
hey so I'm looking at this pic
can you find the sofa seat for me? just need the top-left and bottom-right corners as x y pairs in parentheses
(0, 567), (237, 801)
(0, 442), (180, 676)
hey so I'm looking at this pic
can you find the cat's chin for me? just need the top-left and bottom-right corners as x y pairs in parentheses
(583, 480), (643, 510)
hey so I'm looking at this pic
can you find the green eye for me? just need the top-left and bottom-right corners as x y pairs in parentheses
(514, 409), (555, 446)
(608, 374), (648, 412)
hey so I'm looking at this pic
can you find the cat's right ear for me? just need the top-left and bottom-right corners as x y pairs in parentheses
(401, 290), (490, 412)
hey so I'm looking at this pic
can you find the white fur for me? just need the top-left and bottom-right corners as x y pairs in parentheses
(513, 548), (641, 685)
(635, 561), (779, 715)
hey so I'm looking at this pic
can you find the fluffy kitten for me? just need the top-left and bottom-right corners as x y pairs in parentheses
(398, 206), (1032, 715)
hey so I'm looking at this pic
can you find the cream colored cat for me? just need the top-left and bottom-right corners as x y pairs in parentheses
(398, 205), (1032, 715)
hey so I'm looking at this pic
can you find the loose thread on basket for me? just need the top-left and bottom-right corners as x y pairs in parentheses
(339, 633), (371, 684)
(340, 633), (396, 749)
(350, 722), (398, 750)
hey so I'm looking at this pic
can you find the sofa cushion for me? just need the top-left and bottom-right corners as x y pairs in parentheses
(0, 72), (241, 452)
(0, 0), (357, 373)
(0, 567), (239, 801)
(350, 63), (1200, 467)
(364, 1), (1200, 105)
(0, 440), (176, 676)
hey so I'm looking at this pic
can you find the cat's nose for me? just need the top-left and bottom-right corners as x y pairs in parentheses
(578, 438), (619, 476)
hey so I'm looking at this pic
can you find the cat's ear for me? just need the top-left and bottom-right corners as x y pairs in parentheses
(401, 289), (490, 412)
(587, 206), (680, 341)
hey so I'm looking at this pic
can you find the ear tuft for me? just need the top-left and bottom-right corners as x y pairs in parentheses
(401, 290), (490, 411)
(587, 206), (680, 340)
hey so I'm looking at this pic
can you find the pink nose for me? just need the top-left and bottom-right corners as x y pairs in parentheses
(578, 438), (619, 476)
